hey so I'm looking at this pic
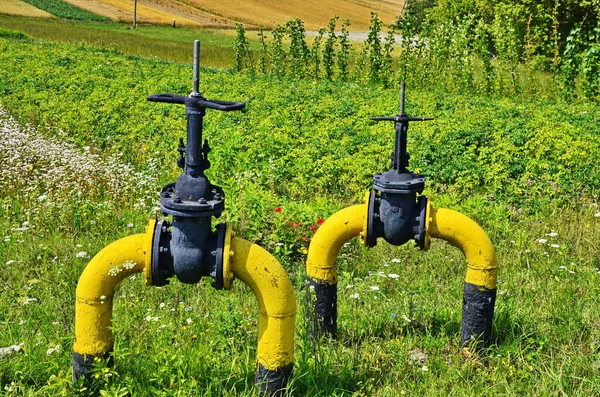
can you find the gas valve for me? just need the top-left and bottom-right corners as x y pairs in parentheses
(365, 82), (433, 249)
(147, 40), (244, 288)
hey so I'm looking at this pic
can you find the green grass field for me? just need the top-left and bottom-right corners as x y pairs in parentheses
(0, 15), (241, 66)
(1, 32), (600, 396)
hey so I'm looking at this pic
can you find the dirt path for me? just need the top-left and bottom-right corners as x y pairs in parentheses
(304, 30), (402, 42)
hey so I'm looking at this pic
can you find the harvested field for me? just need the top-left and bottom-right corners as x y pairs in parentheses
(175, 0), (404, 29)
(63, 0), (205, 26)
(0, 0), (54, 18)
(62, 0), (405, 29)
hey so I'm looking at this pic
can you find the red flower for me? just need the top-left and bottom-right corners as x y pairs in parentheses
(274, 207), (282, 213)
(317, 218), (325, 226)
(290, 222), (297, 227)
(309, 225), (317, 231)
(301, 236), (308, 242)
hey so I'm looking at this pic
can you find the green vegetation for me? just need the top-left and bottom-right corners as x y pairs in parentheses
(21, 0), (108, 22)
(0, 27), (31, 40)
(1, 32), (600, 396)
(0, 15), (242, 67)
(231, 4), (600, 102)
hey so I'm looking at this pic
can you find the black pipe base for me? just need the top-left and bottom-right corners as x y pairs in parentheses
(72, 351), (112, 381)
(256, 363), (293, 396)
(460, 282), (497, 349)
(305, 277), (337, 339)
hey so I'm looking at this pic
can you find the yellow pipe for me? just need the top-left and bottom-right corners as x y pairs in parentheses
(305, 204), (368, 284)
(227, 236), (296, 371)
(74, 220), (155, 356)
(426, 206), (498, 290)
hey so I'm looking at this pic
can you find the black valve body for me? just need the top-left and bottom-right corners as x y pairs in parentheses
(147, 50), (245, 288)
(366, 82), (432, 249)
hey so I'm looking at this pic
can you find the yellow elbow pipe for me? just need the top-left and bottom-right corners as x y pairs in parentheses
(225, 235), (296, 393)
(73, 220), (155, 378)
(305, 203), (367, 337)
(306, 204), (368, 284)
(426, 206), (498, 290)
(426, 204), (498, 347)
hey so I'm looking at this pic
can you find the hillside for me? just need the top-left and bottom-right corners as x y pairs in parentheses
(5, 0), (404, 29)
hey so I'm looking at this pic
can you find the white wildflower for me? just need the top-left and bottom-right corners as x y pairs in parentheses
(346, 284), (354, 289)
(595, 212), (600, 218)
(421, 365), (429, 372)
(388, 273), (399, 279)
(550, 244), (560, 249)
(349, 293), (360, 299)
(402, 314), (412, 323)
(538, 239), (547, 244)
(391, 258), (401, 263)
(159, 302), (166, 309)
(126, 223), (133, 228)
(186, 318), (193, 324)
(546, 232), (558, 237)
(370, 286), (380, 291)
(46, 344), (61, 356)
(122, 260), (136, 269)
(108, 267), (122, 276)
(5, 260), (15, 265)
(75, 251), (88, 258)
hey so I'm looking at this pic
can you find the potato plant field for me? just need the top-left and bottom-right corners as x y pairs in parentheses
(1, 30), (600, 396)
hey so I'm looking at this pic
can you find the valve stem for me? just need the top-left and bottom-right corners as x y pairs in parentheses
(193, 40), (200, 96)
(399, 81), (406, 115)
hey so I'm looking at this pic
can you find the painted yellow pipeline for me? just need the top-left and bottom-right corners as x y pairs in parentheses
(224, 235), (296, 391)
(426, 206), (498, 289)
(305, 204), (367, 336)
(73, 221), (154, 376)
(426, 204), (498, 346)
(306, 204), (368, 283)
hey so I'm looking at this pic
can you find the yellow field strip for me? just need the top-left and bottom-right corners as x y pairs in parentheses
(182, 0), (403, 29)
(0, 0), (54, 18)
(63, 0), (203, 26)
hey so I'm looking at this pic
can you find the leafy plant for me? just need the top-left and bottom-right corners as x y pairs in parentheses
(233, 23), (252, 73)
(270, 25), (286, 77)
(286, 18), (309, 79)
(257, 27), (268, 74)
(337, 20), (351, 81)
(323, 17), (338, 80)
(310, 28), (325, 79)
(366, 12), (383, 84)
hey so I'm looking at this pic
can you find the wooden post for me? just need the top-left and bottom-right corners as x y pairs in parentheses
(133, 0), (137, 29)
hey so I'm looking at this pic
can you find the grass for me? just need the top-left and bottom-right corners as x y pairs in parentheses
(1, 35), (600, 396)
(0, 15), (240, 66)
